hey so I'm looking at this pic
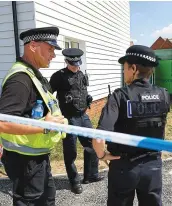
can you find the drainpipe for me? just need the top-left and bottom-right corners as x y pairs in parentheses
(12, 1), (20, 59)
(121, 65), (125, 87)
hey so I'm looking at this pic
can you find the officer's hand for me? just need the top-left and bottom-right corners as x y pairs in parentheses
(102, 151), (120, 161)
(105, 152), (121, 161)
(45, 112), (65, 124)
(93, 139), (120, 161)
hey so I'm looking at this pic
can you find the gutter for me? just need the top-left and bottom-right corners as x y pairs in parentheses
(12, 1), (20, 59)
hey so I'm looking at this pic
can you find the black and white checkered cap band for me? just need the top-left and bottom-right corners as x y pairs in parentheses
(23, 34), (57, 44)
(65, 56), (81, 61)
(126, 52), (156, 62)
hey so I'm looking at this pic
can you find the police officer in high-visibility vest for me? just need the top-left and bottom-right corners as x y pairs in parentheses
(93, 45), (170, 206)
(0, 27), (67, 206)
(50, 48), (104, 194)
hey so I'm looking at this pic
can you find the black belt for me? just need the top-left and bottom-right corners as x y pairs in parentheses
(121, 152), (160, 162)
(136, 117), (163, 128)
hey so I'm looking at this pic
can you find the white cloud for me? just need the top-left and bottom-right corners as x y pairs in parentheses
(152, 24), (172, 38)
(140, 34), (144, 37)
(130, 38), (137, 44)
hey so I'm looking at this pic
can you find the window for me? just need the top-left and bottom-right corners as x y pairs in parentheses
(65, 40), (79, 49)
(65, 42), (69, 49)
(71, 42), (79, 49)
(64, 38), (87, 73)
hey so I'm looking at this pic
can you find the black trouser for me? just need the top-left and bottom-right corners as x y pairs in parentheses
(63, 113), (99, 184)
(108, 155), (162, 206)
(2, 150), (56, 206)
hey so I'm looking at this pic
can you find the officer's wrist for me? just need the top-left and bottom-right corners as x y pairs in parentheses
(99, 151), (107, 160)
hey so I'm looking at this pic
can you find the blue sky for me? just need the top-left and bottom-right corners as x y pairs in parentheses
(130, 1), (172, 46)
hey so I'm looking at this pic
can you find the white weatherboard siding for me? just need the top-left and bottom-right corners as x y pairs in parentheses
(0, 1), (130, 101)
(35, 1), (130, 100)
(0, 1), (35, 85)
(0, 1), (15, 86)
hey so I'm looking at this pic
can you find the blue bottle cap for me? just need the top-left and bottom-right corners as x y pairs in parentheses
(37, 100), (43, 104)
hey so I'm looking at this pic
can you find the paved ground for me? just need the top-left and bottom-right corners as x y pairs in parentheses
(0, 159), (172, 206)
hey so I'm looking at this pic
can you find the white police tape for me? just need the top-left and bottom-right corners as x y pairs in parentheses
(0, 113), (172, 152)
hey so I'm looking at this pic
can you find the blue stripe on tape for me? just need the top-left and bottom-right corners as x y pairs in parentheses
(0, 113), (172, 152)
(138, 138), (172, 151)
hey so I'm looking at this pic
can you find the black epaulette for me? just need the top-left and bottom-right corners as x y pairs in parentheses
(114, 87), (127, 96)
(60, 68), (65, 73)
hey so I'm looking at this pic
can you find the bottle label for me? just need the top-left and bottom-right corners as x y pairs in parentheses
(31, 104), (44, 119)
(32, 110), (43, 119)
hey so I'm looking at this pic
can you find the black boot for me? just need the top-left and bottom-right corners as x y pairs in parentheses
(83, 175), (104, 184)
(71, 183), (83, 194)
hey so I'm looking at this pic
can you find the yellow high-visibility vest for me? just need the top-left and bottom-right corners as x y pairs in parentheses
(0, 62), (67, 156)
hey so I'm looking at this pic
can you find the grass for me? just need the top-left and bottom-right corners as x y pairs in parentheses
(50, 109), (172, 161)
(162, 109), (172, 159)
(50, 114), (100, 161)
(0, 166), (6, 177)
(1, 110), (172, 176)
(50, 139), (84, 161)
(165, 110), (172, 140)
(0, 113), (101, 177)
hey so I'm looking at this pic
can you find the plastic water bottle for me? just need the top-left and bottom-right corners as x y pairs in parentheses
(48, 100), (53, 114)
(31, 100), (44, 119)
(48, 100), (57, 114)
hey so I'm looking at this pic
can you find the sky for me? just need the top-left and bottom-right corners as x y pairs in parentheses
(130, 1), (172, 47)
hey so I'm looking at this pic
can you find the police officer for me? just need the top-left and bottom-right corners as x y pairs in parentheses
(50, 48), (104, 194)
(92, 45), (170, 206)
(0, 27), (67, 206)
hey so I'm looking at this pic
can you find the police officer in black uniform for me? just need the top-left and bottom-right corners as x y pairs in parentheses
(50, 48), (104, 194)
(93, 45), (170, 206)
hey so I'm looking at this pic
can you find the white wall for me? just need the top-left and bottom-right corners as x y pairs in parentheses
(0, 1), (130, 100)
(34, 1), (130, 100)
(0, 1), (35, 85)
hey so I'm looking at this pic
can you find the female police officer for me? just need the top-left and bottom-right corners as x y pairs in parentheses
(93, 45), (170, 206)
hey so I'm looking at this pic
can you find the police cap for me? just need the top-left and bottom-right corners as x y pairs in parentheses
(20, 27), (61, 50)
(62, 48), (84, 66)
(118, 45), (159, 67)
